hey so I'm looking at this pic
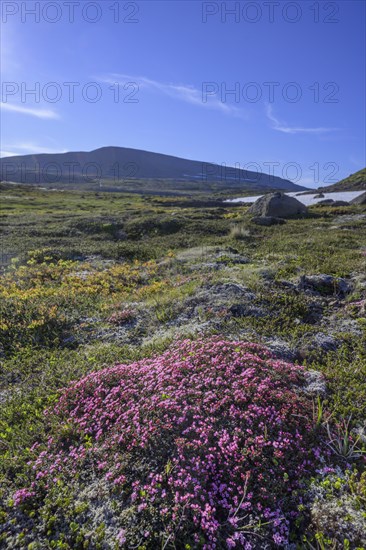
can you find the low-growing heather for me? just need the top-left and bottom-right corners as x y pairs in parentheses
(10, 339), (322, 548)
(0, 258), (158, 354)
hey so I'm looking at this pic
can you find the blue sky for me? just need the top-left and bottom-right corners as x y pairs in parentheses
(1, 0), (365, 187)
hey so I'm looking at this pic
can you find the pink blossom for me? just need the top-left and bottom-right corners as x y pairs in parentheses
(18, 338), (322, 548)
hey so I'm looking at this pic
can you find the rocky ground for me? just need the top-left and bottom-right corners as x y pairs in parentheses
(0, 188), (365, 548)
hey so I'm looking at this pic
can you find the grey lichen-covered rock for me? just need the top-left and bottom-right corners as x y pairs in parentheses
(310, 494), (366, 547)
(229, 303), (265, 319)
(248, 192), (308, 218)
(299, 274), (352, 297)
(350, 191), (366, 205)
(208, 282), (255, 300)
(302, 369), (327, 396)
(354, 423), (366, 444)
(251, 216), (286, 226)
(264, 338), (298, 362)
(297, 332), (339, 361)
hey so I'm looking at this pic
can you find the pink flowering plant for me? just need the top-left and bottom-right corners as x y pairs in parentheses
(16, 338), (322, 548)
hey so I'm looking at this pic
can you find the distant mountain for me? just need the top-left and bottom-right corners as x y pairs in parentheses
(319, 167), (366, 192)
(0, 146), (308, 193)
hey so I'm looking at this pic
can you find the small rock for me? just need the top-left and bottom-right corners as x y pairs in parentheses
(316, 199), (349, 207)
(251, 216), (286, 226)
(265, 338), (297, 361)
(297, 332), (339, 361)
(317, 199), (335, 206)
(310, 495), (366, 547)
(299, 274), (351, 297)
(302, 369), (327, 396)
(331, 200), (350, 206)
(212, 282), (255, 299)
(62, 335), (77, 345)
(229, 303), (264, 318)
(354, 424), (366, 444)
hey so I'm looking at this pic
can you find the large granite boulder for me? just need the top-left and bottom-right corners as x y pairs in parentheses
(248, 192), (307, 218)
(351, 191), (366, 205)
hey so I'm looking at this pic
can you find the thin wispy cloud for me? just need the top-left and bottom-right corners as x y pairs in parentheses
(99, 73), (247, 118)
(0, 142), (67, 157)
(265, 104), (338, 135)
(0, 150), (18, 158)
(1, 103), (60, 120)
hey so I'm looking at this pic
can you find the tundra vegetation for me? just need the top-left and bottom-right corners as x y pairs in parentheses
(0, 184), (365, 549)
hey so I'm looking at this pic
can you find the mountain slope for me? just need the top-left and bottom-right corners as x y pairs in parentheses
(0, 146), (307, 192)
(319, 167), (366, 192)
